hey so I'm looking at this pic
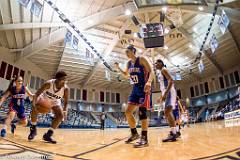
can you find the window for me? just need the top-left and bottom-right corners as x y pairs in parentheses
(6, 64), (13, 80)
(219, 77), (225, 89)
(70, 88), (75, 99)
(20, 70), (25, 78)
(230, 73), (235, 86)
(116, 93), (120, 103)
(0, 61), (7, 78)
(40, 79), (45, 86)
(76, 89), (81, 100)
(224, 75), (230, 87)
(12, 67), (19, 78)
(195, 85), (199, 96)
(234, 71), (240, 84)
(35, 77), (40, 90)
(190, 87), (194, 97)
(100, 91), (105, 102)
(30, 76), (35, 89)
(82, 89), (87, 101)
(106, 92), (110, 103)
(177, 89), (181, 99)
(111, 93), (115, 103)
(200, 83), (204, 95)
(204, 82), (209, 93)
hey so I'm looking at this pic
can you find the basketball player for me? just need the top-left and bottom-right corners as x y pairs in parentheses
(0, 76), (33, 137)
(155, 59), (177, 142)
(115, 45), (154, 148)
(173, 96), (184, 138)
(28, 71), (69, 144)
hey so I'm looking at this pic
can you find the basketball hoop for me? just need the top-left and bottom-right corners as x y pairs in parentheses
(165, 8), (183, 28)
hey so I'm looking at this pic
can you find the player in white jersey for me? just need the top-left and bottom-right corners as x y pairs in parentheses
(28, 71), (69, 144)
(155, 59), (177, 142)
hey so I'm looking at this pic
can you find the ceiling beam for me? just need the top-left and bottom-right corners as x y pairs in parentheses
(0, 22), (66, 31)
(228, 24), (240, 57)
(80, 20), (130, 87)
(178, 27), (224, 74)
(137, 4), (240, 23)
(15, 28), (66, 62)
(74, 3), (135, 31)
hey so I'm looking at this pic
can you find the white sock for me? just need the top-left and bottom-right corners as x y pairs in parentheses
(2, 124), (7, 130)
(31, 122), (37, 125)
(176, 125), (179, 132)
(49, 128), (55, 132)
(171, 127), (176, 134)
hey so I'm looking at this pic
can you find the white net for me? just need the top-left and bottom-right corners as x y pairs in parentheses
(165, 8), (183, 28)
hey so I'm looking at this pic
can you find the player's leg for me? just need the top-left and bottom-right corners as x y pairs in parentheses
(11, 107), (28, 134)
(173, 110), (181, 138)
(28, 104), (39, 140)
(134, 94), (150, 148)
(1, 111), (16, 137)
(42, 105), (63, 144)
(162, 92), (177, 142)
(125, 103), (139, 143)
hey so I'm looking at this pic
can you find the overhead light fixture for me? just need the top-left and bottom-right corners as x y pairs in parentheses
(163, 45), (168, 50)
(189, 44), (193, 48)
(88, 20), (93, 24)
(125, 9), (132, 16)
(185, 57), (189, 60)
(198, 6), (204, 11)
(164, 28), (169, 34)
(193, 27), (197, 32)
(133, 32), (138, 38)
(162, 6), (168, 13)
(138, 49), (143, 53)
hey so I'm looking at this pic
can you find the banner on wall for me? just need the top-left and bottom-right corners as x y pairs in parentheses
(64, 30), (72, 44)
(198, 60), (204, 73)
(17, 0), (30, 8)
(86, 48), (90, 58)
(105, 69), (111, 81)
(209, 34), (218, 54)
(72, 35), (79, 50)
(218, 10), (230, 34)
(30, 0), (43, 17)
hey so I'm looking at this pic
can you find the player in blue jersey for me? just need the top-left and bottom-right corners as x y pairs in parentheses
(173, 96), (184, 138)
(115, 45), (154, 148)
(0, 76), (33, 137)
(155, 59), (177, 142)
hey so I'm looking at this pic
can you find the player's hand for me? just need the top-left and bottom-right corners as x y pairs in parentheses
(144, 81), (151, 94)
(162, 92), (167, 102)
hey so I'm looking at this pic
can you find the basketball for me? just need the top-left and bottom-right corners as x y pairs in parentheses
(35, 95), (52, 114)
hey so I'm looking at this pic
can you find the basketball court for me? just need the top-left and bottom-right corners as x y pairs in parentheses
(0, 121), (240, 160)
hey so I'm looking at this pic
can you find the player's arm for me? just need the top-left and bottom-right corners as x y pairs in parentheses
(178, 100), (184, 114)
(0, 90), (11, 107)
(161, 68), (173, 96)
(33, 82), (51, 106)
(140, 56), (154, 85)
(63, 87), (69, 112)
(25, 87), (34, 99)
(114, 61), (129, 77)
(63, 87), (69, 120)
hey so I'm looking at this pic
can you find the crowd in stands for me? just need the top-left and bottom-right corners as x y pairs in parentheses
(205, 96), (240, 121)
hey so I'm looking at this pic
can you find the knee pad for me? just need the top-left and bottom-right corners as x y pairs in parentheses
(139, 107), (147, 120)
